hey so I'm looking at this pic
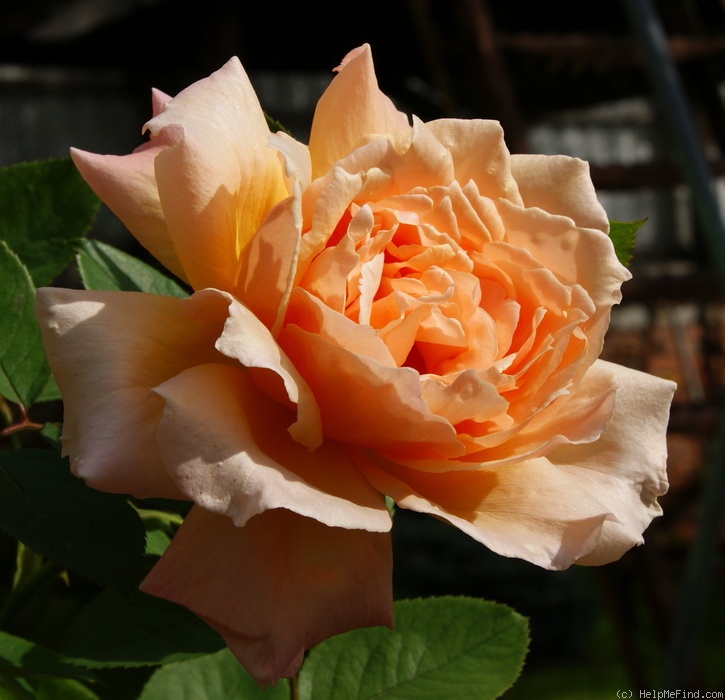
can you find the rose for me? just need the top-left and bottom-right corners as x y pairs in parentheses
(36, 45), (675, 684)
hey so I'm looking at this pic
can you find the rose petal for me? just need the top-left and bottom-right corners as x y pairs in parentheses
(280, 322), (464, 461)
(235, 194), (301, 335)
(215, 296), (322, 449)
(549, 360), (675, 564)
(355, 450), (612, 570)
(70, 145), (186, 282)
(355, 360), (674, 569)
(427, 119), (523, 205)
(35, 288), (232, 498)
(153, 363), (390, 531)
(140, 506), (393, 685)
(309, 44), (409, 178)
(147, 57), (288, 292)
(510, 154), (609, 233)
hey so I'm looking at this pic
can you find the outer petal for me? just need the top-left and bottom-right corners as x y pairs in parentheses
(549, 360), (675, 564)
(354, 360), (675, 570)
(141, 506), (393, 685)
(510, 154), (609, 233)
(153, 363), (390, 532)
(355, 451), (614, 570)
(147, 57), (288, 292)
(70, 144), (186, 282)
(35, 288), (232, 498)
(309, 44), (409, 179)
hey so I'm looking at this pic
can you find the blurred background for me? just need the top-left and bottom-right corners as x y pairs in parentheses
(1, 0), (724, 696)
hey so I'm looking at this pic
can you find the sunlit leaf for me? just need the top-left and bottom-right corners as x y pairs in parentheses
(298, 597), (529, 700)
(138, 649), (288, 700)
(76, 239), (187, 298)
(609, 219), (643, 267)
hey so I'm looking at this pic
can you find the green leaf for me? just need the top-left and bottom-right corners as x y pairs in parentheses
(138, 649), (289, 700)
(608, 219), (644, 267)
(0, 159), (99, 287)
(35, 375), (61, 403)
(298, 597), (529, 700)
(264, 113), (291, 136)
(64, 590), (225, 668)
(0, 630), (98, 685)
(76, 239), (187, 298)
(27, 678), (99, 700)
(0, 240), (50, 406)
(0, 449), (146, 591)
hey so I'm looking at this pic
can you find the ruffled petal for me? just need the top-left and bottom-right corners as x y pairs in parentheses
(147, 57), (288, 292)
(153, 363), (390, 531)
(35, 288), (231, 498)
(309, 44), (409, 179)
(354, 360), (674, 570)
(510, 154), (609, 233)
(140, 506), (393, 685)
(549, 360), (675, 564)
(427, 119), (523, 204)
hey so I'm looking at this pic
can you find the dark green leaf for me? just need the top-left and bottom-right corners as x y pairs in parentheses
(27, 677), (100, 700)
(0, 159), (99, 286)
(298, 597), (529, 700)
(609, 219), (644, 267)
(0, 449), (146, 591)
(64, 590), (225, 668)
(264, 113), (291, 136)
(0, 630), (98, 685)
(138, 649), (289, 700)
(0, 241), (49, 406)
(76, 239), (187, 298)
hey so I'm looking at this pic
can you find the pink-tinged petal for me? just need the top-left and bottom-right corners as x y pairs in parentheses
(70, 146), (186, 282)
(309, 44), (409, 179)
(549, 360), (675, 564)
(153, 363), (390, 531)
(147, 57), (288, 292)
(150, 87), (173, 117)
(510, 154), (609, 233)
(35, 288), (232, 498)
(215, 296), (322, 449)
(354, 449), (612, 570)
(141, 506), (393, 686)
(426, 119), (523, 204)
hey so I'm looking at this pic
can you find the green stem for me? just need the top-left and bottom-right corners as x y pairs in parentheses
(291, 673), (299, 700)
(0, 560), (64, 630)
